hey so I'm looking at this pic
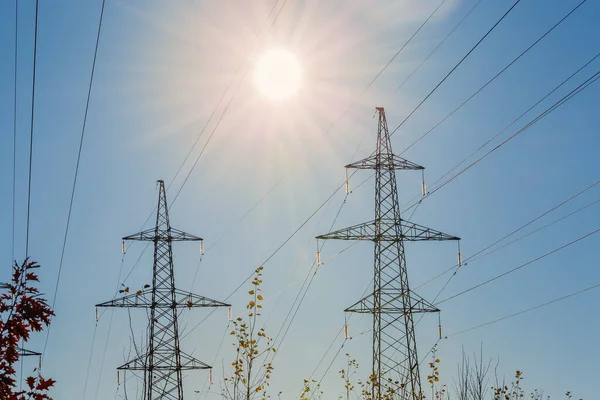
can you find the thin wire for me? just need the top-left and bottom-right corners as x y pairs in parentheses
(11, 0), (18, 265)
(25, 0), (39, 257)
(308, 339), (348, 400)
(82, 321), (99, 399)
(445, 282), (600, 338)
(396, 0), (484, 92)
(13, 1), (21, 390)
(196, 322), (231, 399)
(413, 177), (600, 292)
(437, 226), (600, 305)
(93, 308), (116, 400)
(206, 176), (285, 253)
(322, 0), (449, 136)
(93, 252), (127, 400)
(389, 0), (522, 138)
(42, 0), (107, 360)
(467, 178), (600, 263)
(425, 69), (600, 199)
(400, 0), (587, 154)
(470, 195), (600, 264)
(296, 325), (344, 398)
(414, 49), (600, 209)
(181, 172), (357, 340)
(399, 50), (600, 215)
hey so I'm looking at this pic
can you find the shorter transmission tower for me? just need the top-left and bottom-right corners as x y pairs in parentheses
(97, 180), (230, 400)
(317, 107), (459, 400)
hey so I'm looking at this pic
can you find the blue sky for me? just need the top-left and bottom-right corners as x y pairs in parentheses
(1, 0), (600, 399)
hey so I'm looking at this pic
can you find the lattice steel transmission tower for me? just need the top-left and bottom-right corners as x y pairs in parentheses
(317, 107), (459, 400)
(96, 180), (230, 400)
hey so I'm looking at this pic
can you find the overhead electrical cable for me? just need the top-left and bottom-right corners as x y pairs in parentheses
(400, 0), (588, 155)
(41, 0), (107, 361)
(423, 67), (600, 201)
(82, 322), (99, 399)
(11, 0), (18, 265)
(389, 0), (522, 139)
(436, 226), (600, 305)
(181, 172), (357, 340)
(445, 282), (600, 338)
(399, 50), (600, 215)
(25, 0), (39, 257)
(469, 195), (600, 264)
(412, 176), (600, 305)
(396, 0), (484, 92)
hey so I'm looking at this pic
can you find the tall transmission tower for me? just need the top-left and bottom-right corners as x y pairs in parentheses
(317, 107), (459, 400)
(96, 180), (230, 400)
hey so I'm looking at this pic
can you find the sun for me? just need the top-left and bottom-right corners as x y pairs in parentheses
(254, 49), (302, 101)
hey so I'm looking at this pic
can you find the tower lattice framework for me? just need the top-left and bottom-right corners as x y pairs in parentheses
(97, 180), (230, 400)
(317, 107), (459, 399)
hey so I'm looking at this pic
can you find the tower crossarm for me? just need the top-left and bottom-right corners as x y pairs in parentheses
(123, 227), (202, 242)
(118, 351), (211, 371)
(345, 154), (424, 170)
(316, 219), (460, 242)
(345, 290), (440, 314)
(95, 288), (230, 309)
(18, 347), (41, 357)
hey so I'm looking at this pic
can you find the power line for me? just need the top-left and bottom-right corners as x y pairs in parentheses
(437, 226), (600, 305)
(425, 67), (600, 200)
(399, 50), (600, 215)
(415, 176), (600, 291)
(400, 0), (588, 155)
(41, 0), (107, 362)
(11, 0), (18, 265)
(82, 321), (99, 399)
(469, 195), (600, 265)
(323, 0), (449, 136)
(25, 0), (39, 257)
(445, 282), (600, 338)
(396, 0), (484, 93)
(181, 172), (356, 341)
(466, 178), (600, 264)
(389, 0), (522, 139)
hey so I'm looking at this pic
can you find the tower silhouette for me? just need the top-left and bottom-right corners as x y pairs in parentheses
(317, 108), (459, 399)
(97, 180), (230, 400)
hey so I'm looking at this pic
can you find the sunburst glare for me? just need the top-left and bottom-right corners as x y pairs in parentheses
(254, 48), (302, 101)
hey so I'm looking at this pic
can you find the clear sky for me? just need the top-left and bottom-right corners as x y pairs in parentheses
(1, 0), (599, 399)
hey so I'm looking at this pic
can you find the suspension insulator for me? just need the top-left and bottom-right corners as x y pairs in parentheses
(345, 169), (350, 194)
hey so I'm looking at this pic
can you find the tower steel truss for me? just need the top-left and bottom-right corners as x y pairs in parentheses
(97, 180), (230, 400)
(317, 108), (459, 399)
